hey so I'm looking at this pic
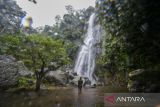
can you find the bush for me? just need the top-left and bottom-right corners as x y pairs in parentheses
(17, 77), (34, 88)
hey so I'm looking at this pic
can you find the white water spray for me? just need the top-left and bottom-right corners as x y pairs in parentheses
(74, 13), (102, 85)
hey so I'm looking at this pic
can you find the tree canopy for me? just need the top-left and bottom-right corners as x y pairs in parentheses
(0, 0), (26, 34)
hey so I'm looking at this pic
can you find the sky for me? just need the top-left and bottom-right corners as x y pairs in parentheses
(16, 0), (95, 28)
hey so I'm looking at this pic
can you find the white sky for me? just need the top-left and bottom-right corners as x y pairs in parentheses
(16, 0), (95, 27)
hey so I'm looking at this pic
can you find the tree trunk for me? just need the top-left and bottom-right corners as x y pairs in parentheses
(35, 77), (41, 91)
(35, 60), (45, 91)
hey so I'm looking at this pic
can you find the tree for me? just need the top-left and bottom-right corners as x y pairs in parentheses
(0, 0), (26, 34)
(65, 5), (75, 14)
(55, 15), (61, 26)
(0, 34), (70, 91)
(22, 35), (70, 90)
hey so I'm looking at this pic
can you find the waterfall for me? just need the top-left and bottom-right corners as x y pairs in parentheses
(74, 13), (102, 85)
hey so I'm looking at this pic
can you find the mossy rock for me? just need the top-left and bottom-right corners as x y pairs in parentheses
(128, 69), (160, 92)
(129, 69), (160, 82)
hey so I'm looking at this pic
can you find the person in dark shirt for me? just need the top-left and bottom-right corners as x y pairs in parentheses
(78, 77), (83, 94)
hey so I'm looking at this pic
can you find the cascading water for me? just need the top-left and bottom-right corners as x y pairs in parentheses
(74, 13), (102, 85)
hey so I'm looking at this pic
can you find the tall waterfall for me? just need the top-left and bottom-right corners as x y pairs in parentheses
(74, 13), (102, 85)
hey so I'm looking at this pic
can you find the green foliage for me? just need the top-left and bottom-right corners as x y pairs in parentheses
(52, 6), (95, 62)
(17, 77), (34, 88)
(35, 6), (94, 62)
(0, 0), (26, 34)
(0, 34), (70, 70)
(22, 34), (70, 70)
(58, 6), (94, 42)
(0, 34), (23, 57)
(0, 33), (70, 90)
(96, 0), (160, 76)
(0, 34), (71, 90)
(96, 0), (129, 76)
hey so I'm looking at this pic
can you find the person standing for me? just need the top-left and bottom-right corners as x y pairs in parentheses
(78, 77), (83, 94)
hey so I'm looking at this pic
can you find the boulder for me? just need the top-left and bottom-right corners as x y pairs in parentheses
(45, 70), (68, 85)
(70, 76), (81, 85)
(128, 69), (160, 92)
(0, 55), (33, 89)
(0, 55), (16, 62)
(17, 61), (33, 77)
(0, 60), (18, 89)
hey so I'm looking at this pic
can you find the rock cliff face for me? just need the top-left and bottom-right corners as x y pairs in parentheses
(0, 55), (33, 89)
